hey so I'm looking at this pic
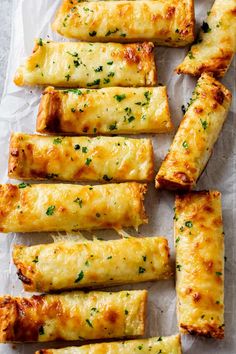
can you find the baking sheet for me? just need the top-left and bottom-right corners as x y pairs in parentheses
(0, 0), (235, 353)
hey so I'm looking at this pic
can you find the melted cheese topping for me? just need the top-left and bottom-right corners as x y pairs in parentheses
(176, 0), (236, 77)
(14, 40), (157, 87)
(13, 236), (172, 292)
(155, 73), (232, 190)
(0, 182), (147, 233)
(0, 290), (147, 342)
(9, 133), (154, 182)
(52, 0), (194, 46)
(175, 191), (224, 339)
(37, 86), (173, 135)
(35, 334), (182, 354)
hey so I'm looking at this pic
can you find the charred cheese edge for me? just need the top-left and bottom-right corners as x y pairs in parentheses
(13, 236), (172, 292)
(175, 191), (224, 339)
(14, 40), (157, 87)
(35, 334), (182, 354)
(52, 0), (194, 47)
(0, 182), (147, 233)
(8, 133), (154, 182)
(176, 0), (236, 77)
(155, 73), (232, 190)
(36, 86), (173, 135)
(0, 290), (147, 342)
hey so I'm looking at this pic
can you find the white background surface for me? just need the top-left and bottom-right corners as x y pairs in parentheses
(0, 0), (235, 353)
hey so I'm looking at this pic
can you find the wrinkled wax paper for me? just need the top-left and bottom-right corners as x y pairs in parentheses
(0, 0), (235, 353)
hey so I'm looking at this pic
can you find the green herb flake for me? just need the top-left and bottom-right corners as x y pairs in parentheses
(185, 221), (193, 228)
(74, 197), (83, 208)
(107, 256), (112, 260)
(103, 174), (113, 182)
(105, 28), (119, 36)
(109, 122), (117, 131)
(128, 116), (135, 123)
(142, 255), (147, 262)
(138, 345), (143, 350)
(53, 137), (62, 145)
(125, 309), (129, 315)
(33, 256), (39, 264)
(66, 89), (83, 95)
(94, 66), (103, 72)
(216, 271), (222, 277)
(74, 144), (80, 150)
(138, 266), (146, 274)
(89, 31), (97, 37)
(18, 182), (31, 189)
(176, 264), (182, 271)
(182, 140), (188, 149)
(46, 205), (56, 216)
(157, 337), (163, 341)
(107, 61), (113, 65)
(38, 38), (43, 46)
(103, 78), (110, 84)
(86, 318), (93, 328)
(71, 108), (76, 113)
(85, 158), (92, 166)
(188, 51), (195, 59)
(82, 147), (88, 153)
(108, 72), (115, 77)
(201, 21), (211, 33)
(200, 119), (208, 130)
(175, 237), (180, 244)
(75, 270), (84, 283)
(87, 79), (100, 87)
(65, 74), (71, 81)
(114, 94), (126, 102)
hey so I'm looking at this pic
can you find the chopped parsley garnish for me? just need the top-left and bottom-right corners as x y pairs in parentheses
(108, 72), (115, 77)
(200, 119), (208, 130)
(33, 256), (39, 263)
(86, 319), (93, 328)
(157, 337), (163, 341)
(105, 28), (119, 36)
(188, 51), (195, 59)
(107, 256), (112, 260)
(67, 51), (79, 57)
(46, 205), (55, 216)
(128, 116), (135, 123)
(74, 144), (80, 150)
(103, 78), (110, 84)
(201, 21), (211, 33)
(18, 182), (31, 189)
(185, 221), (193, 228)
(82, 147), (88, 153)
(114, 94), (126, 102)
(39, 326), (44, 335)
(125, 309), (129, 315)
(175, 237), (180, 243)
(120, 33), (126, 37)
(181, 105), (186, 114)
(71, 108), (76, 113)
(107, 61), (113, 65)
(75, 270), (84, 283)
(138, 345), (143, 350)
(65, 89), (83, 95)
(138, 266), (146, 274)
(87, 79), (100, 87)
(89, 31), (97, 37)
(176, 264), (182, 271)
(109, 122), (117, 131)
(103, 174), (113, 182)
(175, 29), (179, 33)
(142, 255), (147, 262)
(74, 198), (83, 208)
(73, 60), (80, 68)
(216, 271), (222, 277)
(38, 38), (43, 46)
(53, 137), (62, 145)
(182, 140), (188, 149)
(85, 158), (92, 166)
(65, 74), (71, 81)
(94, 66), (103, 72)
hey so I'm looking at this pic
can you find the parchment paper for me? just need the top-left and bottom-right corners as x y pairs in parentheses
(0, 0), (235, 353)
